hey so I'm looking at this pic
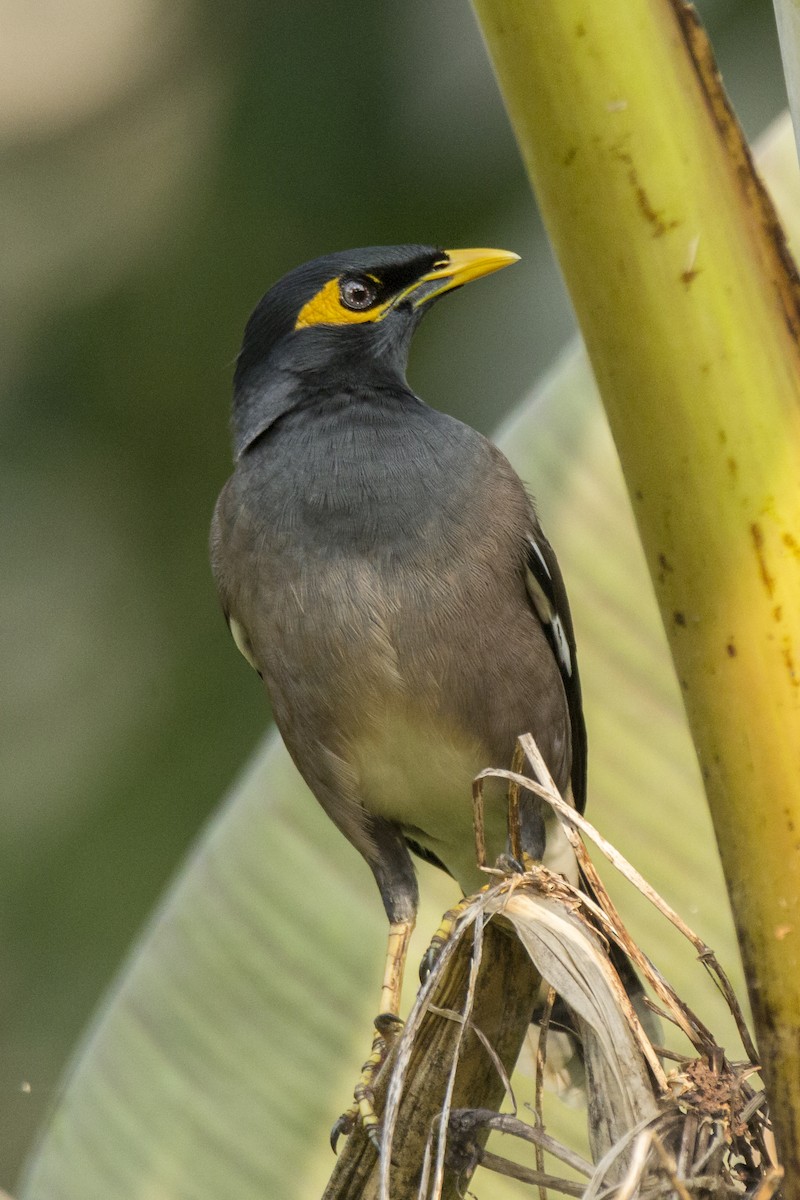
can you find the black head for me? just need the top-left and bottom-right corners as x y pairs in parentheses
(234, 244), (519, 388)
(231, 244), (518, 457)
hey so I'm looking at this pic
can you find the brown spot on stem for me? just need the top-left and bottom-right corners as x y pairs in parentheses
(562, 146), (577, 167)
(659, 552), (674, 573)
(674, 611), (686, 627)
(726, 642), (736, 657)
(750, 522), (775, 597)
(612, 146), (679, 237)
(681, 267), (700, 286)
(630, 170), (678, 236)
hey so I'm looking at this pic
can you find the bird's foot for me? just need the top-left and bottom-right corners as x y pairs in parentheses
(494, 850), (536, 875)
(419, 889), (491, 982)
(330, 1012), (404, 1153)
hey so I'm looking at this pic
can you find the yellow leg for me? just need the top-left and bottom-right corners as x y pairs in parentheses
(331, 918), (415, 1152)
(419, 890), (491, 981)
(379, 918), (415, 1016)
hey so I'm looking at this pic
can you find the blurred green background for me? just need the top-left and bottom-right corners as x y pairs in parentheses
(1, 0), (787, 1187)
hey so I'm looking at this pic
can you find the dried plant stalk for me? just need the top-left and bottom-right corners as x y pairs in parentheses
(322, 914), (538, 1199)
(324, 732), (779, 1197)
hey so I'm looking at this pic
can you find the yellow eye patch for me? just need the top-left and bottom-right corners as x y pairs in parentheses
(294, 277), (384, 329)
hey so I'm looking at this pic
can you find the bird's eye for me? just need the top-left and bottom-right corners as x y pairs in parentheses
(339, 276), (377, 311)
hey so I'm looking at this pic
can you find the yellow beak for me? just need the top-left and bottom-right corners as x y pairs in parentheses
(413, 247), (520, 306)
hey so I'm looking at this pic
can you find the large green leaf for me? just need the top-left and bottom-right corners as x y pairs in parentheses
(20, 744), (392, 1198)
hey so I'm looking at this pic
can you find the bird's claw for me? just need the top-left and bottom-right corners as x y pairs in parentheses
(330, 1013), (404, 1153)
(419, 889), (493, 983)
(373, 1011), (404, 1038)
(330, 1111), (355, 1153)
(494, 851), (527, 875)
(494, 849), (537, 878)
(419, 943), (440, 982)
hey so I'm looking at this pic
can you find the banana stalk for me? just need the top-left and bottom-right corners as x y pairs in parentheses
(471, 0), (800, 1181)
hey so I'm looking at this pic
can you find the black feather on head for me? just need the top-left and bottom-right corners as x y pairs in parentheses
(234, 245), (443, 388)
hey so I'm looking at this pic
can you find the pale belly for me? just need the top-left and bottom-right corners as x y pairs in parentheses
(347, 707), (578, 895)
(347, 708), (507, 895)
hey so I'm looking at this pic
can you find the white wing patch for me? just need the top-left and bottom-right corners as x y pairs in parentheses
(229, 616), (259, 671)
(528, 535), (552, 580)
(525, 535), (573, 679)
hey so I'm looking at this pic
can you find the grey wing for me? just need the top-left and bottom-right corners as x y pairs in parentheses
(524, 521), (588, 812)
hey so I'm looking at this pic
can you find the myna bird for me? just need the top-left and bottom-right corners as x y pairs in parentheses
(210, 245), (591, 1137)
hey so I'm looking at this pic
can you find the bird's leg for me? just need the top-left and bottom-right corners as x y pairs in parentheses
(378, 917), (415, 1017)
(503, 740), (545, 873)
(420, 761), (542, 987)
(419, 889), (491, 982)
(419, 828), (538, 984)
(331, 917), (415, 1152)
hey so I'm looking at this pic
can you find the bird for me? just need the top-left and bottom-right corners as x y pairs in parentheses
(210, 244), (591, 1139)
